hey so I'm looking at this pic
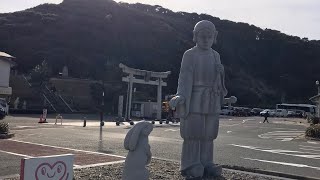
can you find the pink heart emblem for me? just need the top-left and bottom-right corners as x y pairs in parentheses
(35, 161), (69, 180)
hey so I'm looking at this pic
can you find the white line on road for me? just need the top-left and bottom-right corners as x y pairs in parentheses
(7, 139), (125, 158)
(307, 141), (319, 145)
(74, 160), (125, 169)
(300, 145), (320, 149)
(242, 119), (254, 123)
(299, 148), (320, 152)
(280, 138), (293, 142)
(164, 129), (178, 132)
(258, 131), (304, 141)
(0, 149), (33, 158)
(243, 157), (320, 170)
(230, 144), (320, 159)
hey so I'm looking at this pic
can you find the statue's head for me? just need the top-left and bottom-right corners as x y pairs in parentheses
(193, 20), (218, 50)
(124, 121), (153, 151)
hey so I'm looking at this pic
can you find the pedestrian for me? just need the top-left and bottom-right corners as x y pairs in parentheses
(263, 111), (269, 123)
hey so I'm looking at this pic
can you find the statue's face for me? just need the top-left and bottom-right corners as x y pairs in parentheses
(195, 29), (217, 50)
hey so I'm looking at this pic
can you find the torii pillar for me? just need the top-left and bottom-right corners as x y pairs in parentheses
(119, 63), (171, 120)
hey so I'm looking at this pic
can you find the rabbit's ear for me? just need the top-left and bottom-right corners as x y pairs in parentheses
(124, 127), (134, 150)
(128, 123), (144, 151)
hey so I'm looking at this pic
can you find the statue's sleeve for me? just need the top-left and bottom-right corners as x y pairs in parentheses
(176, 51), (194, 118)
(177, 51), (193, 98)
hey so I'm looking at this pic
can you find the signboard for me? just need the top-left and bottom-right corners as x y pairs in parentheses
(0, 87), (12, 95)
(20, 154), (74, 180)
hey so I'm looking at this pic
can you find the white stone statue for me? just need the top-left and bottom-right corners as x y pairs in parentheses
(169, 20), (228, 179)
(122, 121), (153, 180)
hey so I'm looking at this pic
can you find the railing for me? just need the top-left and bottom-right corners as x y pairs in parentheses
(42, 85), (74, 113)
(42, 94), (57, 112)
(58, 94), (74, 112)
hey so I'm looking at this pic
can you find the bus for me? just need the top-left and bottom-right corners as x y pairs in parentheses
(276, 103), (316, 117)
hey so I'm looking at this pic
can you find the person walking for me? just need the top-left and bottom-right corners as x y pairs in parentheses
(263, 111), (269, 123)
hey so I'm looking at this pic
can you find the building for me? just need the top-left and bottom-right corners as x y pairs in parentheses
(0, 51), (16, 97)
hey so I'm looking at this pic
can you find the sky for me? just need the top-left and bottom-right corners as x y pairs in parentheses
(0, 0), (319, 40)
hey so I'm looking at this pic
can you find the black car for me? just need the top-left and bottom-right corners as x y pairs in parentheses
(0, 107), (5, 120)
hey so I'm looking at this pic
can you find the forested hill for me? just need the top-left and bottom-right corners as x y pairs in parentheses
(0, 0), (320, 106)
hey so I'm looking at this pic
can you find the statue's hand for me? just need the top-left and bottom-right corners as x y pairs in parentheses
(169, 96), (185, 109)
(216, 64), (224, 73)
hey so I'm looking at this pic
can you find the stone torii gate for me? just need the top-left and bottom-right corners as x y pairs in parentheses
(119, 63), (171, 120)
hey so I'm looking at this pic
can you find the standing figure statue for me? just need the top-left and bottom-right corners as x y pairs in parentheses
(169, 20), (228, 179)
(122, 121), (153, 180)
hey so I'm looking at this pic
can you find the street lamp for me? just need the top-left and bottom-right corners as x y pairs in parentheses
(316, 80), (320, 95)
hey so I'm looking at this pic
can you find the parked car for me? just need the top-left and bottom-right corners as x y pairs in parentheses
(0, 98), (8, 115)
(275, 109), (287, 117)
(294, 110), (306, 118)
(250, 108), (263, 116)
(0, 107), (5, 120)
(287, 110), (296, 117)
(260, 109), (276, 117)
(220, 106), (234, 116)
(232, 107), (251, 116)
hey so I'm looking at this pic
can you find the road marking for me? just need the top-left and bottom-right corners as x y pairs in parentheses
(220, 123), (242, 127)
(242, 119), (254, 123)
(74, 160), (125, 169)
(300, 145), (320, 149)
(258, 131), (304, 141)
(0, 149), (33, 158)
(230, 144), (320, 159)
(307, 141), (319, 145)
(165, 129), (178, 132)
(243, 157), (320, 170)
(7, 139), (125, 158)
(299, 148), (320, 152)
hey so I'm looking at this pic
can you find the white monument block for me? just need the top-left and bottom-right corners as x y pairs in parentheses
(20, 154), (74, 180)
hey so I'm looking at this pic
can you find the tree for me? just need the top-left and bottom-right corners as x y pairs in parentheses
(29, 60), (50, 86)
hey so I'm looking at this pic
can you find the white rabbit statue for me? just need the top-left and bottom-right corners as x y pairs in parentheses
(122, 121), (153, 180)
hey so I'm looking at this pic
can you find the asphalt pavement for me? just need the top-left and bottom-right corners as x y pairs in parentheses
(0, 115), (319, 179)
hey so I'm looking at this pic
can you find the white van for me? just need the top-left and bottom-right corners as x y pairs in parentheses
(0, 98), (9, 115)
(275, 109), (287, 117)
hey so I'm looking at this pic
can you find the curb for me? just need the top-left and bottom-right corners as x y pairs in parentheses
(153, 157), (320, 180)
(222, 165), (320, 180)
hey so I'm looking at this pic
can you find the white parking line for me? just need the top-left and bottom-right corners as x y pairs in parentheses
(7, 139), (125, 158)
(300, 145), (320, 149)
(0, 149), (33, 158)
(242, 119), (254, 123)
(74, 160), (125, 169)
(307, 141), (319, 145)
(243, 157), (320, 170)
(299, 148), (320, 152)
(258, 131), (304, 141)
(164, 129), (178, 132)
(231, 144), (320, 159)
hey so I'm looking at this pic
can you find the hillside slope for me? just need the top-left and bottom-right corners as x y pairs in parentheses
(1, 0), (320, 106)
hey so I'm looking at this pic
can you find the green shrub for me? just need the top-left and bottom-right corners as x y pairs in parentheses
(0, 122), (9, 134)
(305, 124), (320, 139)
(306, 115), (319, 124)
